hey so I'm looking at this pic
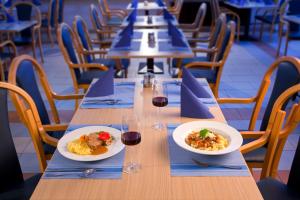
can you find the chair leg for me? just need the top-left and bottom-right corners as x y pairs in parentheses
(236, 15), (241, 42)
(0, 62), (5, 81)
(277, 23), (283, 57)
(269, 23), (275, 42)
(284, 28), (290, 56)
(38, 30), (44, 63)
(48, 27), (54, 47)
(253, 19), (257, 35)
(259, 22), (264, 40)
(32, 39), (37, 60)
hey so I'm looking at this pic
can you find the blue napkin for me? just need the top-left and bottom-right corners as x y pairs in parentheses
(120, 22), (133, 36)
(115, 32), (131, 48)
(5, 10), (15, 23)
(182, 67), (211, 98)
(163, 9), (174, 20)
(264, 0), (273, 5)
(170, 26), (187, 48)
(181, 83), (213, 118)
(127, 9), (137, 22)
(3, 0), (12, 7)
(156, 0), (164, 7)
(131, 0), (138, 8)
(85, 68), (114, 98)
(32, 0), (41, 5)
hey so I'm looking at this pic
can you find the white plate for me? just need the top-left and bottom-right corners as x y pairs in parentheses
(57, 126), (125, 161)
(172, 121), (243, 155)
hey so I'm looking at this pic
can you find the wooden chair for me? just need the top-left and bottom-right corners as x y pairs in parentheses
(168, 0), (183, 20)
(8, 55), (83, 158)
(218, 56), (300, 174)
(10, 1), (44, 63)
(41, 0), (63, 46)
(57, 22), (109, 94)
(211, 0), (241, 41)
(258, 118), (300, 199)
(173, 14), (231, 98)
(277, 0), (300, 57)
(253, 0), (285, 41)
(0, 40), (17, 81)
(179, 3), (207, 43)
(98, 0), (124, 27)
(241, 83), (300, 181)
(89, 4), (115, 49)
(73, 15), (129, 78)
(0, 82), (43, 199)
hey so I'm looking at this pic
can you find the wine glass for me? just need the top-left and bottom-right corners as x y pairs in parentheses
(121, 114), (141, 173)
(152, 80), (168, 130)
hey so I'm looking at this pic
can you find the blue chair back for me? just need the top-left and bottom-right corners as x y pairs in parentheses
(58, 0), (63, 23)
(260, 62), (300, 131)
(49, 0), (56, 27)
(0, 88), (23, 193)
(90, 4), (104, 30)
(60, 23), (81, 81)
(75, 17), (92, 63)
(15, 3), (33, 38)
(287, 136), (300, 190)
(16, 60), (51, 125)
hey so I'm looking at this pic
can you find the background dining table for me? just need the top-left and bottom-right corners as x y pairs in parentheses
(121, 15), (178, 28)
(30, 78), (263, 199)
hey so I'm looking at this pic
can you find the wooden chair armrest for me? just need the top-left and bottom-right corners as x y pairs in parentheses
(91, 39), (112, 45)
(52, 93), (84, 100)
(217, 97), (257, 104)
(96, 29), (116, 34)
(240, 131), (265, 139)
(0, 40), (17, 55)
(82, 49), (108, 55)
(192, 47), (218, 54)
(70, 63), (109, 71)
(240, 134), (269, 154)
(109, 10), (127, 17)
(188, 37), (210, 43)
(185, 61), (222, 69)
(43, 124), (68, 132)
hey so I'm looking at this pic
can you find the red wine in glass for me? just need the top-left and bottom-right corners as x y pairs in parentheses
(152, 96), (168, 107)
(121, 131), (141, 146)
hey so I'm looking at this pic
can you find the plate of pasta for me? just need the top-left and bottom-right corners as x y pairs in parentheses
(172, 121), (243, 155)
(57, 126), (125, 161)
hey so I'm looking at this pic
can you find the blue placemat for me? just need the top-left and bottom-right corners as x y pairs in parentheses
(158, 41), (189, 52)
(43, 124), (127, 179)
(163, 80), (217, 107)
(132, 31), (143, 39)
(157, 31), (169, 39)
(81, 82), (135, 109)
(167, 124), (250, 177)
(113, 41), (141, 51)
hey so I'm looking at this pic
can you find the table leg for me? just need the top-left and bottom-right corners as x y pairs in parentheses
(145, 10), (149, 15)
(138, 58), (164, 74)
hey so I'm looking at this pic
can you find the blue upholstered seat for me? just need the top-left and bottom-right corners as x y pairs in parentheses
(0, 88), (41, 199)
(16, 61), (64, 154)
(257, 137), (300, 200)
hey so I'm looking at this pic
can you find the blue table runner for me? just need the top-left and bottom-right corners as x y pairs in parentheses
(167, 124), (250, 177)
(43, 124), (127, 179)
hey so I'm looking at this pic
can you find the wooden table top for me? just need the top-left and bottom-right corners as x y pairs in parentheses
(107, 29), (194, 59)
(284, 15), (300, 24)
(31, 78), (263, 200)
(0, 20), (37, 32)
(122, 15), (178, 28)
(127, 2), (165, 11)
(224, 1), (276, 9)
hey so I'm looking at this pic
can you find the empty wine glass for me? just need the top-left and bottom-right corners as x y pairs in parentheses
(121, 114), (141, 173)
(152, 80), (168, 130)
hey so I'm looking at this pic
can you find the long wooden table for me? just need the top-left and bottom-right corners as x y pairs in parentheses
(31, 78), (263, 199)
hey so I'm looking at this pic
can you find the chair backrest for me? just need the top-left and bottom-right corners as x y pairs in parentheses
(207, 13), (227, 61)
(0, 82), (48, 175)
(258, 83), (300, 179)
(98, 0), (109, 17)
(89, 4), (107, 40)
(0, 5), (7, 21)
(192, 3), (207, 37)
(58, 0), (64, 23)
(57, 22), (83, 87)
(210, 0), (221, 26)
(247, 57), (300, 131)
(287, 129), (300, 190)
(279, 0), (290, 20)
(169, 0), (183, 19)
(73, 15), (94, 63)
(0, 86), (23, 193)
(8, 55), (61, 126)
(47, 0), (57, 28)
(10, 2), (41, 38)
